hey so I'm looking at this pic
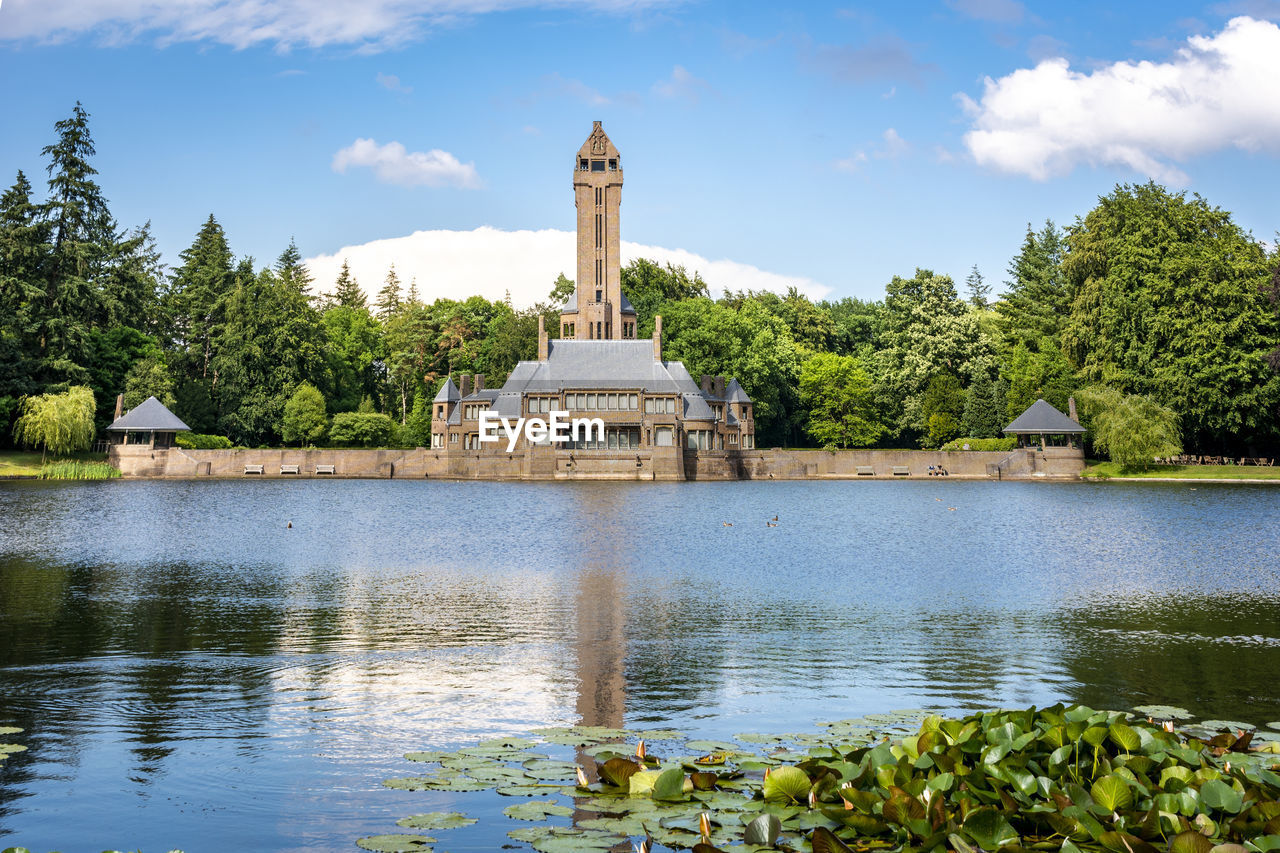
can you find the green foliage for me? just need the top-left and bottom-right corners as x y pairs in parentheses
(13, 385), (96, 461)
(281, 382), (327, 446)
(997, 220), (1068, 349)
(376, 264), (402, 320)
(961, 371), (1003, 438)
(940, 436), (1016, 451)
(374, 706), (1280, 853)
(122, 356), (175, 411)
(965, 264), (990, 308)
(798, 352), (883, 448)
(919, 373), (964, 448)
(1062, 183), (1280, 452)
(174, 432), (232, 449)
(39, 459), (120, 479)
(330, 259), (366, 311)
(549, 273), (575, 305)
(329, 411), (395, 447)
(404, 391), (432, 448)
(621, 258), (708, 329)
(1077, 384), (1182, 469)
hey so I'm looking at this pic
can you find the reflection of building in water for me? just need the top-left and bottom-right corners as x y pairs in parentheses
(431, 123), (755, 478)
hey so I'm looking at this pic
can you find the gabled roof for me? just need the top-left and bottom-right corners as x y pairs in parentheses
(433, 377), (461, 403)
(106, 396), (190, 432)
(1004, 399), (1085, 434)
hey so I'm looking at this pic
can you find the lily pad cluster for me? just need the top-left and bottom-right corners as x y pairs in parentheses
(0, 725), (26, 765)
(362, 707), (1280, 853)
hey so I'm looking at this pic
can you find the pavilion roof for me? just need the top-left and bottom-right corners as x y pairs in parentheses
(106, 396), (190, 432)
(1003, 399), (1085, 434)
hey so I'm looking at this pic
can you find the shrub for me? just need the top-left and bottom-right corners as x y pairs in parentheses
(281, 382), (328, 446)
(176, 432), (233, 449)
(1076, 385), (1181, 469)
(328, 412), (395, 447)
(940, 437), (1017, 452)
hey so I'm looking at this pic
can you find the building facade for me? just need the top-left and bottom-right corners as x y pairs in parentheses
(430, 123), (754, 477)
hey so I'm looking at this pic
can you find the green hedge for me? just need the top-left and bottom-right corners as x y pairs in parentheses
(176, 432), (233, 449)
(328, 412), (396, 447)
(940, 437), (1016, 452)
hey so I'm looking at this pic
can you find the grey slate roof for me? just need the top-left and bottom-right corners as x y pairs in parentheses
(106, 396), (190, 432)
(500, 340), (703, 393)
(619, 292), (636, 315)
(1004, 399), (1085, 434)
(725, 378), (750, 404)
(433, 377), (460, 403)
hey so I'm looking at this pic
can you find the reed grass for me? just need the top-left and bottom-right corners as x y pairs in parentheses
(38, 460), (122, 480)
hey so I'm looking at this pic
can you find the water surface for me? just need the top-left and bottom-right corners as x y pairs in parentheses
(1, 479), (1278, 852)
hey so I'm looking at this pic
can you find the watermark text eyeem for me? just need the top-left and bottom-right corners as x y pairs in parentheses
(478, 410), (605, 452)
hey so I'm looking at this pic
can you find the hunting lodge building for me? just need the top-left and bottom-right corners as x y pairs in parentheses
(430, 122), (756, 477)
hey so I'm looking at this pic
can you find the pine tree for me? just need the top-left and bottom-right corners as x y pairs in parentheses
(961, 372), (1001, 438)
(996, 220), (1068, 351)
(274, 238), (313, 297)
(406, 275), (419, 305)
(0, 171), (51, 403)
(331, 259), (365, 310)
(965, 264), (990, 308)
(375, 264), (402, 320)
(167, 215), (235, 381)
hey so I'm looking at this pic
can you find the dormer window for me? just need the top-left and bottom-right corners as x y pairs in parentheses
(591, 160), (606, 172)
(580, 158), (588, 170)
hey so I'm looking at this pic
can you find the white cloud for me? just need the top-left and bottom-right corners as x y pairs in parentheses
(0, 0), (681, 51)
(834, 128), (909, 172)
(375, 72), (412, 93)
(652, 65), (712, 103)
(960, 16), (1280, 183)
(332, 139), (480, 189)
(305, 227), (832, 308)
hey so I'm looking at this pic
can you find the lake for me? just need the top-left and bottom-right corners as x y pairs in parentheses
(1, 479), (1278, 852)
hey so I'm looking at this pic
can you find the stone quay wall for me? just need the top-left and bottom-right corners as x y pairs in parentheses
(111, 444), (1084, 481)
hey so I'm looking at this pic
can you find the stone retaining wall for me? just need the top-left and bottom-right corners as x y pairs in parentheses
(111, 445), (1084, 480)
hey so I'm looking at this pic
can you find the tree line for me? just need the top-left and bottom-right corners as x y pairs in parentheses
(3, 105), (1278, 458)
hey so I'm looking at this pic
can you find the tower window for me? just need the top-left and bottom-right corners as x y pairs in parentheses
(595, 288), (602, 301)
(608, 159), (617, 170)
(580, 159), (588, 170)
(591, 160), (605, 172)
(597, 321), (602, 339)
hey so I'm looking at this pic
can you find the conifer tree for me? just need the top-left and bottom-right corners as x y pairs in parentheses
(0, 172), (50, 404)
(331, 259), (365, 310)
(274, 238), (313, 297)
(167, 215), (234, 380)
(996, 220), (1068, 350)
(965, 264), (990, 308)
(375, 264), (402, 320)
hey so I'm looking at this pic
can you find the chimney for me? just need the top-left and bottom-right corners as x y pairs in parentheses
(538, 315), (549, 361)
(653, 315), (663, 360)
(714, 376), (726, 399)
(700, 375), (713, 394)
(1068, 396), (1079, 423)
(459, 374), (472, 398)
(114, 394), (124, 421)
(474, 374), (485, 393)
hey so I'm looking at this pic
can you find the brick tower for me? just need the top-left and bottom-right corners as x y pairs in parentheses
(561, 121), (636, 340)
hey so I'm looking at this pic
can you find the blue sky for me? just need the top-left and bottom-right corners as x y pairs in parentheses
(2, 0), (1279, 306)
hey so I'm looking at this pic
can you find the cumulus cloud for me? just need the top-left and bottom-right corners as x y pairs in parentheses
(305, 227), (831, 308)
(0, 0), (681, 51)
(960, 16), (1280, 183)
(332, 139), (480, 189)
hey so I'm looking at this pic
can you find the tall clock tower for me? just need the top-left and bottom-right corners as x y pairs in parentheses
(561, 121), (635, 340)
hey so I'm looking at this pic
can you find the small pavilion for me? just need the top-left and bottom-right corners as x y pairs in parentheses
(1003, 398), (1085, 449)
(106, 396), (190, 449)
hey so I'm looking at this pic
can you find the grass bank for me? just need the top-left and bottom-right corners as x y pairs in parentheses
(0, 450), (118, 479)
(1083, 459), (1280, 480)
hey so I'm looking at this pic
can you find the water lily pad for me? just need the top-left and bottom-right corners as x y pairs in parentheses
(509, 826), (626, 852)
(1201, 720), (1256, 731)
(1132, 705), (1194, 720)
(0, 726), (22, 735)
(497, 783), (561, 797)
(743, 813), (782, 846)
(635, 729), (685, 741)
(504, 799), (573, 820)
(685, 740), (740, 753)
(477, 736), (537, 750)
(395, 812), (476, 830)
(522, 759), (580, 780)
(0, 744), (27, 754)
(355, 834), (434, 852)
(762, 766), (811, 804)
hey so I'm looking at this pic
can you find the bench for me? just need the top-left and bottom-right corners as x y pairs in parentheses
(315, 464), (335, 475)
(243, 464), (264, 475)
(892, 465), (910, 476)
(280, 464), (299, 475)
(856, 465), (874, 476)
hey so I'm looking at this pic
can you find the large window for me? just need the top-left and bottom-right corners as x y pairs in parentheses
(643, 397), (676, 414)
(527, 397), (558, 414)
(686, 430), (712, 450)
(591, 160), (606, 172)
(743, 434), (754, 449)
(570, 427), (641, 450)
(655, 427), (673, 447)
(463, 404), (486, 420)
(431, 433), (444, 448)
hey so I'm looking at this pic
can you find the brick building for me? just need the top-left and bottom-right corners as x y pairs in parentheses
(430, 122), (754, 473)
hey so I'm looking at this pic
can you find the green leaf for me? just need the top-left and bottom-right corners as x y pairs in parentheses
(652, 767), (687, 801)
(812, 827), (855, 853)
(963, 807), (1019, 850)
(762, 766), (811, 804)
(504, 799), (573, 821)
(1091, 775), (1133, 812)
(743, 813), (782, 846)
(355, 835), (434, 852)
(395, 812), (476, 830)
(597, 756), (641, 788)
(1199, 779), (1243, 813)
(1109, 723), (1141, 752)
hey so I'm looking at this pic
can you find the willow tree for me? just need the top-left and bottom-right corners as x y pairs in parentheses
(13, 385), (96, 461)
